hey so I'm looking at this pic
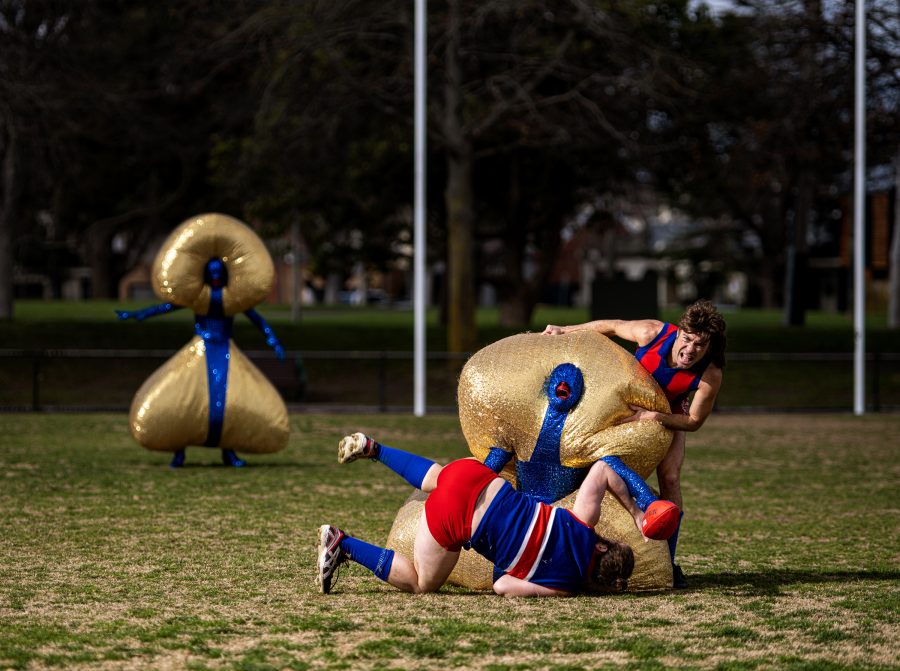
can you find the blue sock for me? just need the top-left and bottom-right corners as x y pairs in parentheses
(601, 456), (658, 511)
(341, 536), (395, 581)
(376, 444), (435, 490)
(667, 512), (684, 563)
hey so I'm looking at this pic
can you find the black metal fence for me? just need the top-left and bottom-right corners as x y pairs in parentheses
(0, 349), (898, 413)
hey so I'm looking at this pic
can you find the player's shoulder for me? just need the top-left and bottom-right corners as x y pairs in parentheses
(630, 319), (667, 345)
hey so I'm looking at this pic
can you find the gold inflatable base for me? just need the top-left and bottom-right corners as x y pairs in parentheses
(129, 337), (289, 453)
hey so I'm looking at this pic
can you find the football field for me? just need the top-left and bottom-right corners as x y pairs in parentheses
(1, 412), (897, 670)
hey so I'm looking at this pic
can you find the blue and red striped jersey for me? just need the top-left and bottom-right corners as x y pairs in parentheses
(469, 481), (597, 592)
(634, 322), (710, 406)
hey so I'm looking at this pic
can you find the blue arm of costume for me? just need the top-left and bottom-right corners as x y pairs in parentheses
(115, 303), (180, 321)
(600, 456), (658, 512)
(244, 308), (285, 360)
(483, 446), (514, 474)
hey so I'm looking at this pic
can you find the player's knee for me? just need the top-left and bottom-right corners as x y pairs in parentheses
(412, 581), (441, 594)
(657, 464), (680, 491)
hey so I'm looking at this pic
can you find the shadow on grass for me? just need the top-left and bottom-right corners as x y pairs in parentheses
(681, 569), (900, 595)
(131, 459), (333, 470)
(329, 569), (900, 600)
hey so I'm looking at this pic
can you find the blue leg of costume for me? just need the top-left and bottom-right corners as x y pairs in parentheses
(341, 536), (395, 581)
(670, 516), (687, 588)
(221, 449), (246, 468)
(599, 456), (658, 512)
(668, 513), (684, 563)
(197, 282), (247, 468)
(601, 456), (686, 586)
(169, 449), (186, 468)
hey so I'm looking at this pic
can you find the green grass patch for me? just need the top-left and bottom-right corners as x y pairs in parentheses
(1, 413), (898, 669)
(1, 299), (897, 352)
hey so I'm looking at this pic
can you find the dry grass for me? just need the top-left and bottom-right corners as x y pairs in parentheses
(1, 412), (898, 670)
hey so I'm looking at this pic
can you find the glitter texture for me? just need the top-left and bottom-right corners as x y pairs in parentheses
(458, 332), (672, 475)
(385, 331), (676, 590)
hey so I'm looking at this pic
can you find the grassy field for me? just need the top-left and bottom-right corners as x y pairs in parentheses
(1, 300), (897, 352)
(1, 412), (898, 670)
(1, 301), (899, 411)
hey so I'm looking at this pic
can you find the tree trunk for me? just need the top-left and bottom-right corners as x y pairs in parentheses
(496, 157), (530, 328)
(291, 218), (303, 321)
(0, 119), (17, 320)
(445, 145), (477, 352)
(888, 150), (900, 329)
(443, 0), (477, 353)
(757, 191), (788, 309)
(498, 294), (530, 327)
(757, 254), (779, 309)
(84, 225), (115, 299)
(784, 171), (813, 326)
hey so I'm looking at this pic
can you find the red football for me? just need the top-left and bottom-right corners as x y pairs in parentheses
(641, 500), (681, 540)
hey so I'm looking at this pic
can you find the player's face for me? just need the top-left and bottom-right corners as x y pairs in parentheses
(672, 329), (709, 368)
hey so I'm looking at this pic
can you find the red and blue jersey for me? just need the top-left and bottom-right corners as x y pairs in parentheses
(634, 322), (710, 407)
(468, 481), (597, 592)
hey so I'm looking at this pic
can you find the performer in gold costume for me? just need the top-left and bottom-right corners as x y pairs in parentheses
(117, 213), (289, 467)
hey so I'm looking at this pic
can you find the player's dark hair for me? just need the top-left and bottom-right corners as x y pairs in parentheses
(679, 299), (727, 369)
(588, 538), (634, 594)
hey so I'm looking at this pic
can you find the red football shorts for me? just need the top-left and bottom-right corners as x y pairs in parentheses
(424, 459), (499, 551)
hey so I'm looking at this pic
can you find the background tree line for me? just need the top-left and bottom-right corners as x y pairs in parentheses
(1, 0), (898, 349)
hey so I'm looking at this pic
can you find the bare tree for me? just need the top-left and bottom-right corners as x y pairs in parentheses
(0, 117), (17, 320)
(0, 1), (71, 317)
(442, 0), (477, 351)
(889, 150), (900, 329)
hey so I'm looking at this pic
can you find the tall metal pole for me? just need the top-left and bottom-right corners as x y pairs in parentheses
(853, 0), (866, 415)
(413, 0), (427, 416)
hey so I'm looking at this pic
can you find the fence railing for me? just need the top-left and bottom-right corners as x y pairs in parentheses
(0, 349), (897, 413)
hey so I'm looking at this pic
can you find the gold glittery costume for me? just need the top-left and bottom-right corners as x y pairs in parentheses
(386, 331), (676, 590)
(127, 213), (289, 455)
(151, 213), (275, 316)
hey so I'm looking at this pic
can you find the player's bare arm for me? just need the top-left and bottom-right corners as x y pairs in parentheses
(493, 574), (571, 598)
(542, 319), (663, 346)
(618, 365), (723, 432)
(601, 468), (646, 536)
(571, 462), (646, 539)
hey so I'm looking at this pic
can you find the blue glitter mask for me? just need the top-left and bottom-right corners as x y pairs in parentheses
(204, 258), (229, 288)
(515, 363), (589, 504)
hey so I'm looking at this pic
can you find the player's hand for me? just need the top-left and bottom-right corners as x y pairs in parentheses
(542, 324), (564, 335)
(616, 404), (659, 425)
(633, 511), (650, 542)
